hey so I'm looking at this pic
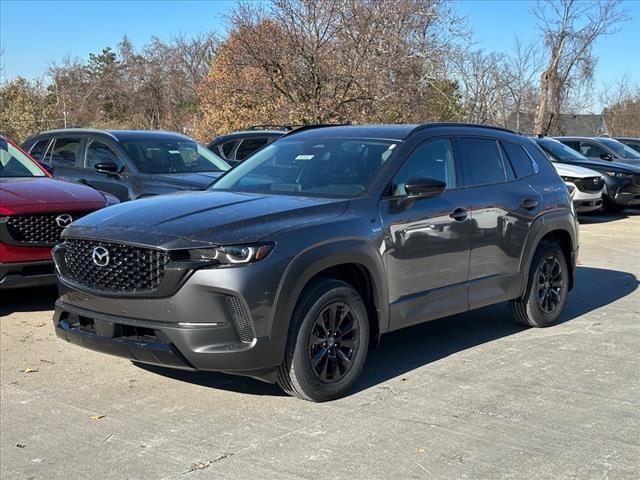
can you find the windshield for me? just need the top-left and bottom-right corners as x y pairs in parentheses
(599, 138), (640, 160)
(0, 140), (47, 178)
(121, 140), (230, 174)
(210, 137), (398, 198)
(536, 139), (588, 162)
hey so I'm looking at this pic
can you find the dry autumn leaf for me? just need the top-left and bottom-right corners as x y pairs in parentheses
(90, 414), (106, 421)
(22, 368), (38, 373)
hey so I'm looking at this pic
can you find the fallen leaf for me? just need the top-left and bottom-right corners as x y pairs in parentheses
(35, 322), (46, 327)
(16, 444), (26, 448)
(40, 359), (55, 364)
(90, 414), (106, 421)
(416, 447), (425, 454)
(22, 368), (38, 373)
(189, 461), (211, 471)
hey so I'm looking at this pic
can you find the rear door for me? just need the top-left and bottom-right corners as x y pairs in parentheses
(46, 136), (86, 182)
(379, 136), (472, 330)
(457, 136), (542, 309)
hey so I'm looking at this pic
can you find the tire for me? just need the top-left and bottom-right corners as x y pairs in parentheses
(277, 278), (369, 402)
(602, 196), (626, 213)
(511, 241), (569, 328)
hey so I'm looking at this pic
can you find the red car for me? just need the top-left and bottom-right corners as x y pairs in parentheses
(1, 135), (117, 289)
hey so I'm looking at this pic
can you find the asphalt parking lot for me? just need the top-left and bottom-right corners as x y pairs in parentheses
(1, 210), (639, 480)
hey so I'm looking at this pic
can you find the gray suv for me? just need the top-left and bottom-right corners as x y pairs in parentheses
(52, 124), (578, 401)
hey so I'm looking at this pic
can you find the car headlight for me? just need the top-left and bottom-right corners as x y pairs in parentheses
(188, 244), (273, 266)
(561, 176), (578, 182)
(605, 171), (631, 178)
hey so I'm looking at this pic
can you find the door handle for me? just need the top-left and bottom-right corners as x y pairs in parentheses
(520, 198), (539, 210)
(449, 207), (468, 221)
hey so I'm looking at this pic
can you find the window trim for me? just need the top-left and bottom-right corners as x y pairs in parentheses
(382, 135), (460, 199)
(28, 138), (53, 163)
(48, 136), (85, 168)
(500, 140), (536, 180)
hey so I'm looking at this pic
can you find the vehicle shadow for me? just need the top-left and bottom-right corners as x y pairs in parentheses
(0, 285), (58, 317)
(578, 208), (640, 224)
(139, 265), (638, 398)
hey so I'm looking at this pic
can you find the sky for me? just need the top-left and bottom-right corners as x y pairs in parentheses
(1, 0), (639, 96)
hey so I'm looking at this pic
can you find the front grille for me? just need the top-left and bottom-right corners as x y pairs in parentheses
(4, 213), (86, 245)
(574, 176), (604, 192)
(63, 239), (169, 293)
(224, 296), (255, 343)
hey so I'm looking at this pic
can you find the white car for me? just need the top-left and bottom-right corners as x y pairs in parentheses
(553, 162), (604, 213)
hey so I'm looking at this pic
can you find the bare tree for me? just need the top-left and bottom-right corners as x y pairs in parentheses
(601, 76), (640, 136)
(532, 0), (629, 135)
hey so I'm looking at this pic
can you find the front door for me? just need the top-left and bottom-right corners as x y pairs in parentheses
(379, 137), (472, 330)
(81, 138), (131, 201)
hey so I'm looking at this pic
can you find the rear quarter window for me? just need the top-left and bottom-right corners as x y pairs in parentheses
(502, 142), (535, 178)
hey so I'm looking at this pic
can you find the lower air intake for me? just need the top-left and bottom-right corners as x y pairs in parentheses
(224, 296), (255, 344)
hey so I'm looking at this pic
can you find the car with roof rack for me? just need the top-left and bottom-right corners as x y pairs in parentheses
(0, 135), (117, 289)
(52, 123), (578, 401)
(22, 129), (230, 202)
(533, 136), (640, 212)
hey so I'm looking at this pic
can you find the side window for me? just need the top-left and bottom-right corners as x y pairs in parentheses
(458, 138), (508, 186)
(86, 140), (123, 169)
(392, 138), (456, 196)
(50, 138), (82, 167)
(29, 139), (51, 162)
(220, 140), (237, 159)
(502, 142), (535, 178)
(579, 141), (607, 158)
(235, 137), (269, 161)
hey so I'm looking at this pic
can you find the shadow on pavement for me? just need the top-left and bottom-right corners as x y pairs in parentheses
(578, 207), (640, 224)
(140, 265), (638, 398)
(0, 285), (58, 317)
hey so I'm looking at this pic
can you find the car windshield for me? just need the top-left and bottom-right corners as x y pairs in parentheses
(537, 139), (588, 162)
(121, 139), (230, 174)
(0, 140), (47, 178)
(599, 138), (640, 159)
(210, 137), (398, 198)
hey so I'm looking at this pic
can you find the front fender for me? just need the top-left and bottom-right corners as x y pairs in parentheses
(269, 239), (389, 361)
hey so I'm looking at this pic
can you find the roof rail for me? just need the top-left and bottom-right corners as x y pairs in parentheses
(409, 122), (516, 137)
(36, 128), (119, 141)
(282, 123), (351, 137)
(245, 124), (300, 131)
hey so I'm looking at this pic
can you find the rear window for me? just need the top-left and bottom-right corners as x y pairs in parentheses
(50, 137), (82, 166)
(236, 137), (270, 160)
(502, 142), (535, 178)
(458, 138), (508, 186)
(29, 139), (51, 162)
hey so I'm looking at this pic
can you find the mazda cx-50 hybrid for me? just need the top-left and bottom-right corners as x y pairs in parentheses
(22, 129), (230, 202)
(52, 124), (578, 401)
(0, 135), (116, 289)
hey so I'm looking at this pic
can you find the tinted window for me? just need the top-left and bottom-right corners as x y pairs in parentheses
(121, 140), (229, 174)
(220, 140), (236, 159)
(212, 137), (397, 198)
(502, 142), (535, 178)
(1, 141), (47, 177)
(579, 141), (607, 158)
(599, 138), (640, 159)
(536, 139), (587, 162)
(50, 137), (82, 166)
(29, 139), (51, 161)
(392, 138), (456, 195)
(458, 138), (507, 186)
(86, 140), (123, 169)
(236, 137), (269, 160)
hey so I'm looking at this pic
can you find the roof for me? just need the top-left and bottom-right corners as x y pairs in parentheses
(33, 129), (192, 142)
(285, 123), (515, 141)
(506, 113), (609, 136)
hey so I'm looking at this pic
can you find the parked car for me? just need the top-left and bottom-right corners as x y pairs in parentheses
(0, 135), (117, 289)
(554, 136), (640, 163)
(53, 123), (578, 401)
(22, 129), (230, 202)
(534, 137), (640, 212)
(207, 126), (288, 165)
(614, 137), (640, 153)
(553, 162), (604, 213)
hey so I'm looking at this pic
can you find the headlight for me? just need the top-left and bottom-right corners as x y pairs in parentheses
(561, 176), (577, 182)
(188, 244), (273, 266)
(605, 171), (631, 178)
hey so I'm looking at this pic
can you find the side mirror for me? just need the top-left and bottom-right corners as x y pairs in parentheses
(600, 153), (614, 161)
(404, 177), (446, 199)
(94, 162), (121, 174)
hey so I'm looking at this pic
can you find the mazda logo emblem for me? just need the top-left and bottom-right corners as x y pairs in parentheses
(55, 214), (73, 228)
(92, 246), (110, 267)
(593, 177), (600, 185)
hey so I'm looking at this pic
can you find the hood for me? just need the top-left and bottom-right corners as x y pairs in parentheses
(149, 171), (222, 190)
(0, 177), (108, 215)
(553, 163), (603, 178)
(64, 190), (349, 249)
(573, 157), (640, 172)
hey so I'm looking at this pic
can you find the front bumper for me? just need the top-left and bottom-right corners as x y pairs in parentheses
(605, 179), (640, 206)
(0, 260), (56, 289)
(574, 198), (602, 213)
(53, 247), (292, 382)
